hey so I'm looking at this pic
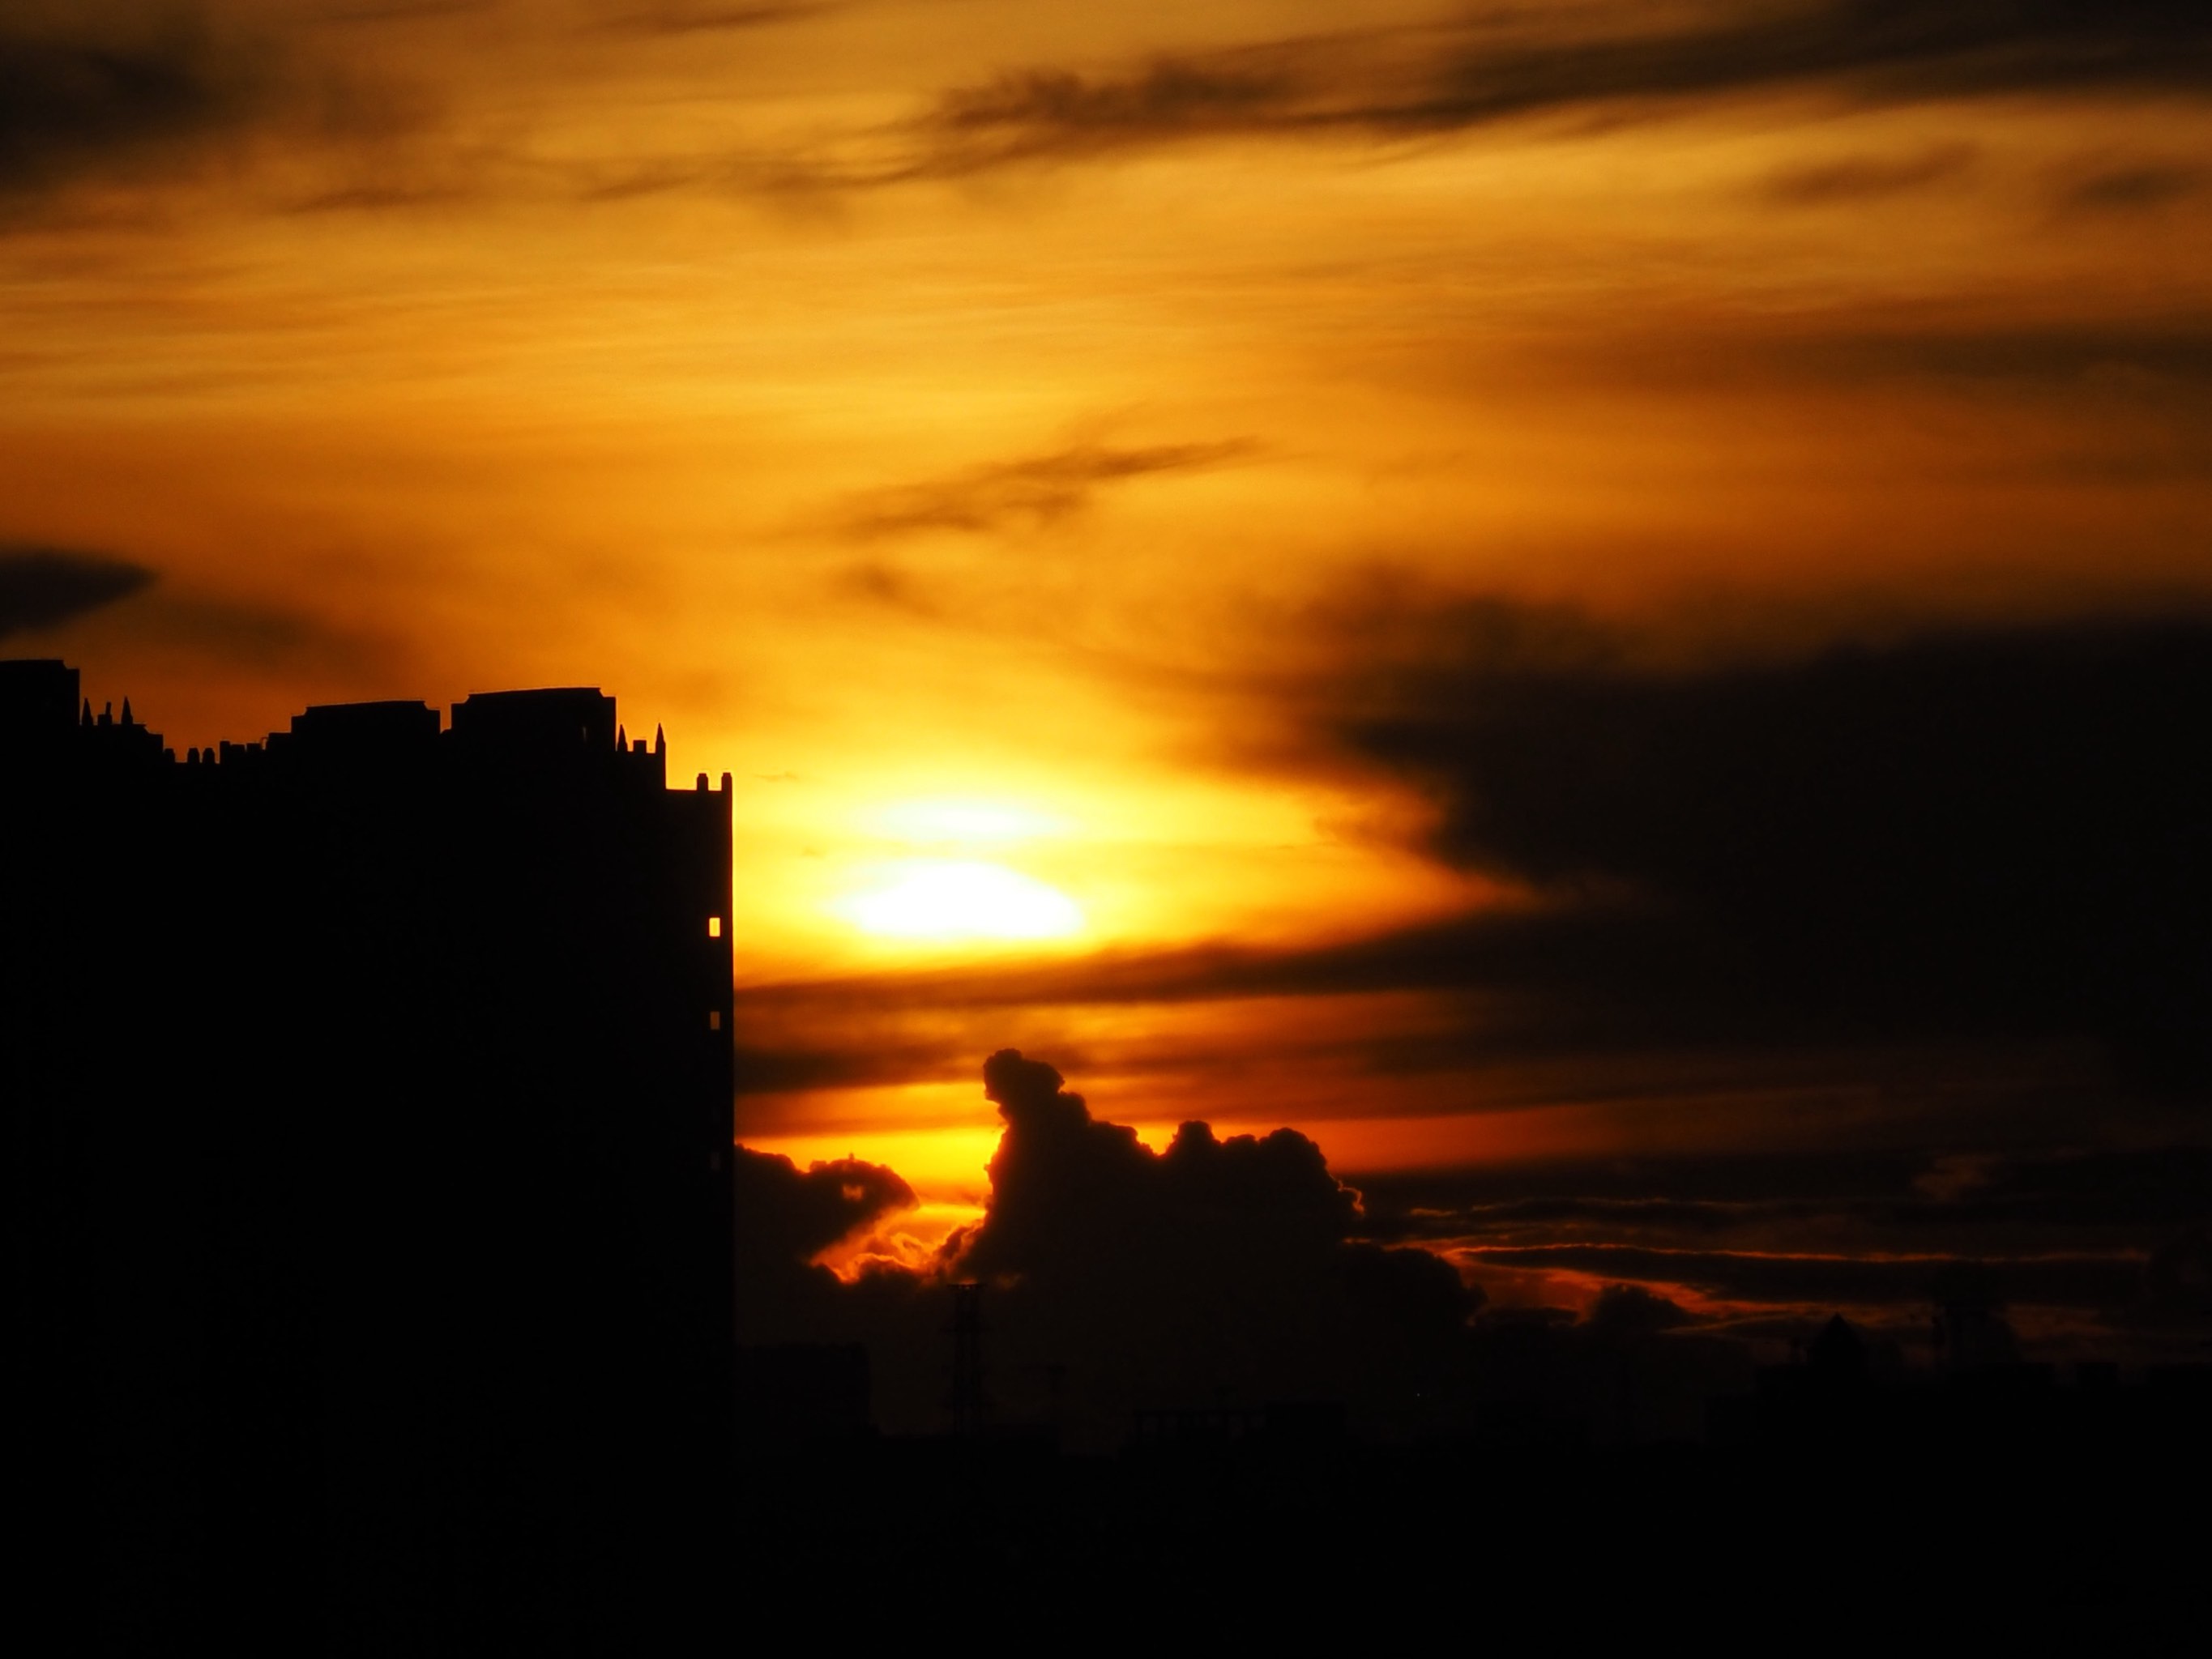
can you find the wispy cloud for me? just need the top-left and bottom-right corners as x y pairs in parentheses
(319, 2), (502, 21)
(127, 592), (387, 672)
(57, 583), (402, 682)
(2060, 160), (2206, 212)
(890, 2), (2212, 179)
(1452, 1241), (2143, 1311)
(0, 4), (475, 224)
(829, 439), (1258, 540)
(588, 2), (834, 36)
(1758, 141), (1977, 204)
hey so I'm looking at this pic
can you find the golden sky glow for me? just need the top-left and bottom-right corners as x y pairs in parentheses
(8, 1), (2212, 1265)
(836, 858), (1084, 940)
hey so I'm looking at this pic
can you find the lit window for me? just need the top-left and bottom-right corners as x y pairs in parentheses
(707, 1010), (722, 1030)
(707, 916), (722, 938)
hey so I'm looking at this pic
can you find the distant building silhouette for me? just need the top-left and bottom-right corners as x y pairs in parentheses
(949, 1280), (990, 1436)
(1807, 1312), (1869, 1381)
(1131, 1401), (1348, 1452)
(737, 1343), (874, 1454)
(6, 659), (736, 1647)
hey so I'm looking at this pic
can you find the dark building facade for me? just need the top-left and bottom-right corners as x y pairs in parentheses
(5, 660), (736, 1648)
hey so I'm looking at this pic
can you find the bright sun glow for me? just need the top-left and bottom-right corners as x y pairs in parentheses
(836, 859), (1084, 940)
(869, 799), (1065, 843)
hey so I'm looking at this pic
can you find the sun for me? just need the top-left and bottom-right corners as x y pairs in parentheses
(836, 859), (1083, 941)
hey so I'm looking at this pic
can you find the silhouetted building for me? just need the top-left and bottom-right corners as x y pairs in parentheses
(1807, 1312), (1869, 1381)
(6, 662), (735, 1648)
(1131, 1401), (1348, 1452)
(0, 656), (86, 745)
(949, 1280), (990, 1436)
(737, 1344), (874, 1453)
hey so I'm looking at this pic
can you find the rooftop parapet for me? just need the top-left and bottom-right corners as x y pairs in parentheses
(9, 665), (702, 792)
(288, 700), (441, 757)
(451, 687), (617, 756)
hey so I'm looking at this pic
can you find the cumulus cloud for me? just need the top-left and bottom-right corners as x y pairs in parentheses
(733, 1053), (2208, 1443)
(734, 1051), (1478, 1443)
(937, 1052), (1480, 1442)
(0, 544), (156, 639)
(956, 1047), (1358, 1291)
(730, 1145), (915, 1336)
(733, 1145), (916, 1271)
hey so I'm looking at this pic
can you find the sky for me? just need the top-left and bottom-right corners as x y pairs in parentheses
(6, 1), (2210, 1375)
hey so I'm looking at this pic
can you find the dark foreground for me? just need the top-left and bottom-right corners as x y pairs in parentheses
(741, 1380), (2209, 1633)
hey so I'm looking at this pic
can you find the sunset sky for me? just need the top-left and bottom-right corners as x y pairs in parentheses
(8, 2), (2210, 1354)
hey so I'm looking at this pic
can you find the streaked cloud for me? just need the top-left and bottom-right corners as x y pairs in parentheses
(900, 2), (2212, 177)
(829, 440), (1258, 540)
(1451, 1241), (2142, 1311)
(587, 2), (833, 36)
(1758, 140), (1978, 204)
(53, 583), (402, 685)
(2060, 160), (2206, 212)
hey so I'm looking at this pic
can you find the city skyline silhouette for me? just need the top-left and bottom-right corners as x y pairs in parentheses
(10, 652), (2210, 1640)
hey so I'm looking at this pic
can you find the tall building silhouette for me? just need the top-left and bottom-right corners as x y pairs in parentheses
(5, 660), (736, 1648)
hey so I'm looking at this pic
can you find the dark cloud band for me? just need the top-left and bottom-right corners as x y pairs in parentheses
(0, 10), (266, 200)
(0, 545), (156, 639)
(903, 1), (2212, 176)
(830, 440), (1258, 541)
(1313, 604), (2212, 1091)
(1456, 1241), (2143, 1311)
